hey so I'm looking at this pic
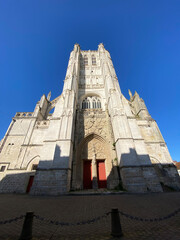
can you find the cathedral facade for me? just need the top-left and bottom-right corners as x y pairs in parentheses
(0, 44), (180, 195)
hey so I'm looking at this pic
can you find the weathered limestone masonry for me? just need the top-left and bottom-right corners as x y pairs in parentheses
(0, 44), (180, 195)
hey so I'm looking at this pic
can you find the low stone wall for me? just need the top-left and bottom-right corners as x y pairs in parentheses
(120, 166), (163, 193)
(30, 168), (71, 195)
(0, 170), (34, 193)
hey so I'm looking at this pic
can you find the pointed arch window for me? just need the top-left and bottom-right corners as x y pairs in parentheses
(97, 99), (101, 109)
(92, 55), (96, 65)
(82, 99), (86, 109)
(92, 99), (96, 108)
(84, 55), (88, 65)
(82, 96), (102, 109)
(86, 99), (90, 109)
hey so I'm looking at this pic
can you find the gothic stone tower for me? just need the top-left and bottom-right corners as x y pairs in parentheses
(0, 44), (180, 194)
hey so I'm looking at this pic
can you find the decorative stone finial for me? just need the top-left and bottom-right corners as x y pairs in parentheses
(47, 91), (51, 101)
(98, 43), (105, 49)
(134, 91), (139, 97)
(74, 43), (80, 51)
(128, 89), (132, 99)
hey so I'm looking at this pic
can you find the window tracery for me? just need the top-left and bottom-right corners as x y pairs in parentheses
(82, 96), (101, 109)
(92, 55), (96, 65)
(84, 55), (88, 65)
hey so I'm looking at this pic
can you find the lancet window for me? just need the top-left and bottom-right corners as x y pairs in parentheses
(92, 55), (96, 65)
(84, 55), (88, 65)
(82, 96), (101, 109)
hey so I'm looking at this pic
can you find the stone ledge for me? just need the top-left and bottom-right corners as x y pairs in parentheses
(37, 168), (71, 171)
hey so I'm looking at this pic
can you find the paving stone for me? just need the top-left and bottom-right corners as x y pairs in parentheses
(0, 192), (180, 239)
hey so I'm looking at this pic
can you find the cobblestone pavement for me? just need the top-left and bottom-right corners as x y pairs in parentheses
(0, 192), (180, 239)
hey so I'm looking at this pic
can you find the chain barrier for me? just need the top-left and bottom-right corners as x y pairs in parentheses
(119, 207), (180, 222)
(0, 207), (180, 226)
(34, 212), (111, 226)
(0, 215), (25, 225)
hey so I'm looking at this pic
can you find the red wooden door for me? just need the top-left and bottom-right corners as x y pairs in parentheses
(26, 176), (34, 193)
(97, 160), (107, 188)
(83, 160), (92, 189)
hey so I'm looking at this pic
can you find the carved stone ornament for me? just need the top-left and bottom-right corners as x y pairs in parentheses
(82, 138), (106, 159)
(77, 111), (109, 143)
(109, 89), (116, 94)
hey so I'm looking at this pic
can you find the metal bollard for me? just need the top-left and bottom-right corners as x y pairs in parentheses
(19, 212), (34, 240)
(111, 208), (123, 237)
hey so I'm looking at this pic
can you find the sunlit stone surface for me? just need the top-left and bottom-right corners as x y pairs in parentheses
(0, 44), (179, 195)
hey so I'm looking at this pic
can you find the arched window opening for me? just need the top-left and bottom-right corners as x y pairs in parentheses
(86, 99), (90, 109)
(82, 99), (86, 109)
(82, 96), (102, 109)
(84, 55), (88, 65)
(97, 99), (101, 109)
(92, 99), (96, 109)
(92, 55), (96, 65)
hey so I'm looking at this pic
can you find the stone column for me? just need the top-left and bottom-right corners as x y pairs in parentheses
(92, 154), (98, 189)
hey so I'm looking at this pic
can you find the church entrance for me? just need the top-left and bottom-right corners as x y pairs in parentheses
(83, 159), (107, 189)
(76, 134), (111, 191)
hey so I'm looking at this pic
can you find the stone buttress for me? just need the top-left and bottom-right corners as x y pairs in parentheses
(30, 44), (80, 195)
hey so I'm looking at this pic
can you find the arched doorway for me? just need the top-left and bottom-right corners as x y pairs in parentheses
(26, 156), (40, 193)
(75, 134), (111, 190)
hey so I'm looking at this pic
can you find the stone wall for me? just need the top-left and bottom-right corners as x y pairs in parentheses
(0, 170), (35, 193)
(30, 169), (71, 195)
(1, 44), (179, 195)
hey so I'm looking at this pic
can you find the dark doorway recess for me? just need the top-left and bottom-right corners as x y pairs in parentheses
(26, 176), (34, 193)
(83, 160), (92, 189)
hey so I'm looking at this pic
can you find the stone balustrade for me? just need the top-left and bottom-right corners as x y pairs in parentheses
(15, 112), (33, 118)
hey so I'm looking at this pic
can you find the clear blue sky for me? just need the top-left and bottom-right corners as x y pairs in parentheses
(0, 0), (180, 161)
